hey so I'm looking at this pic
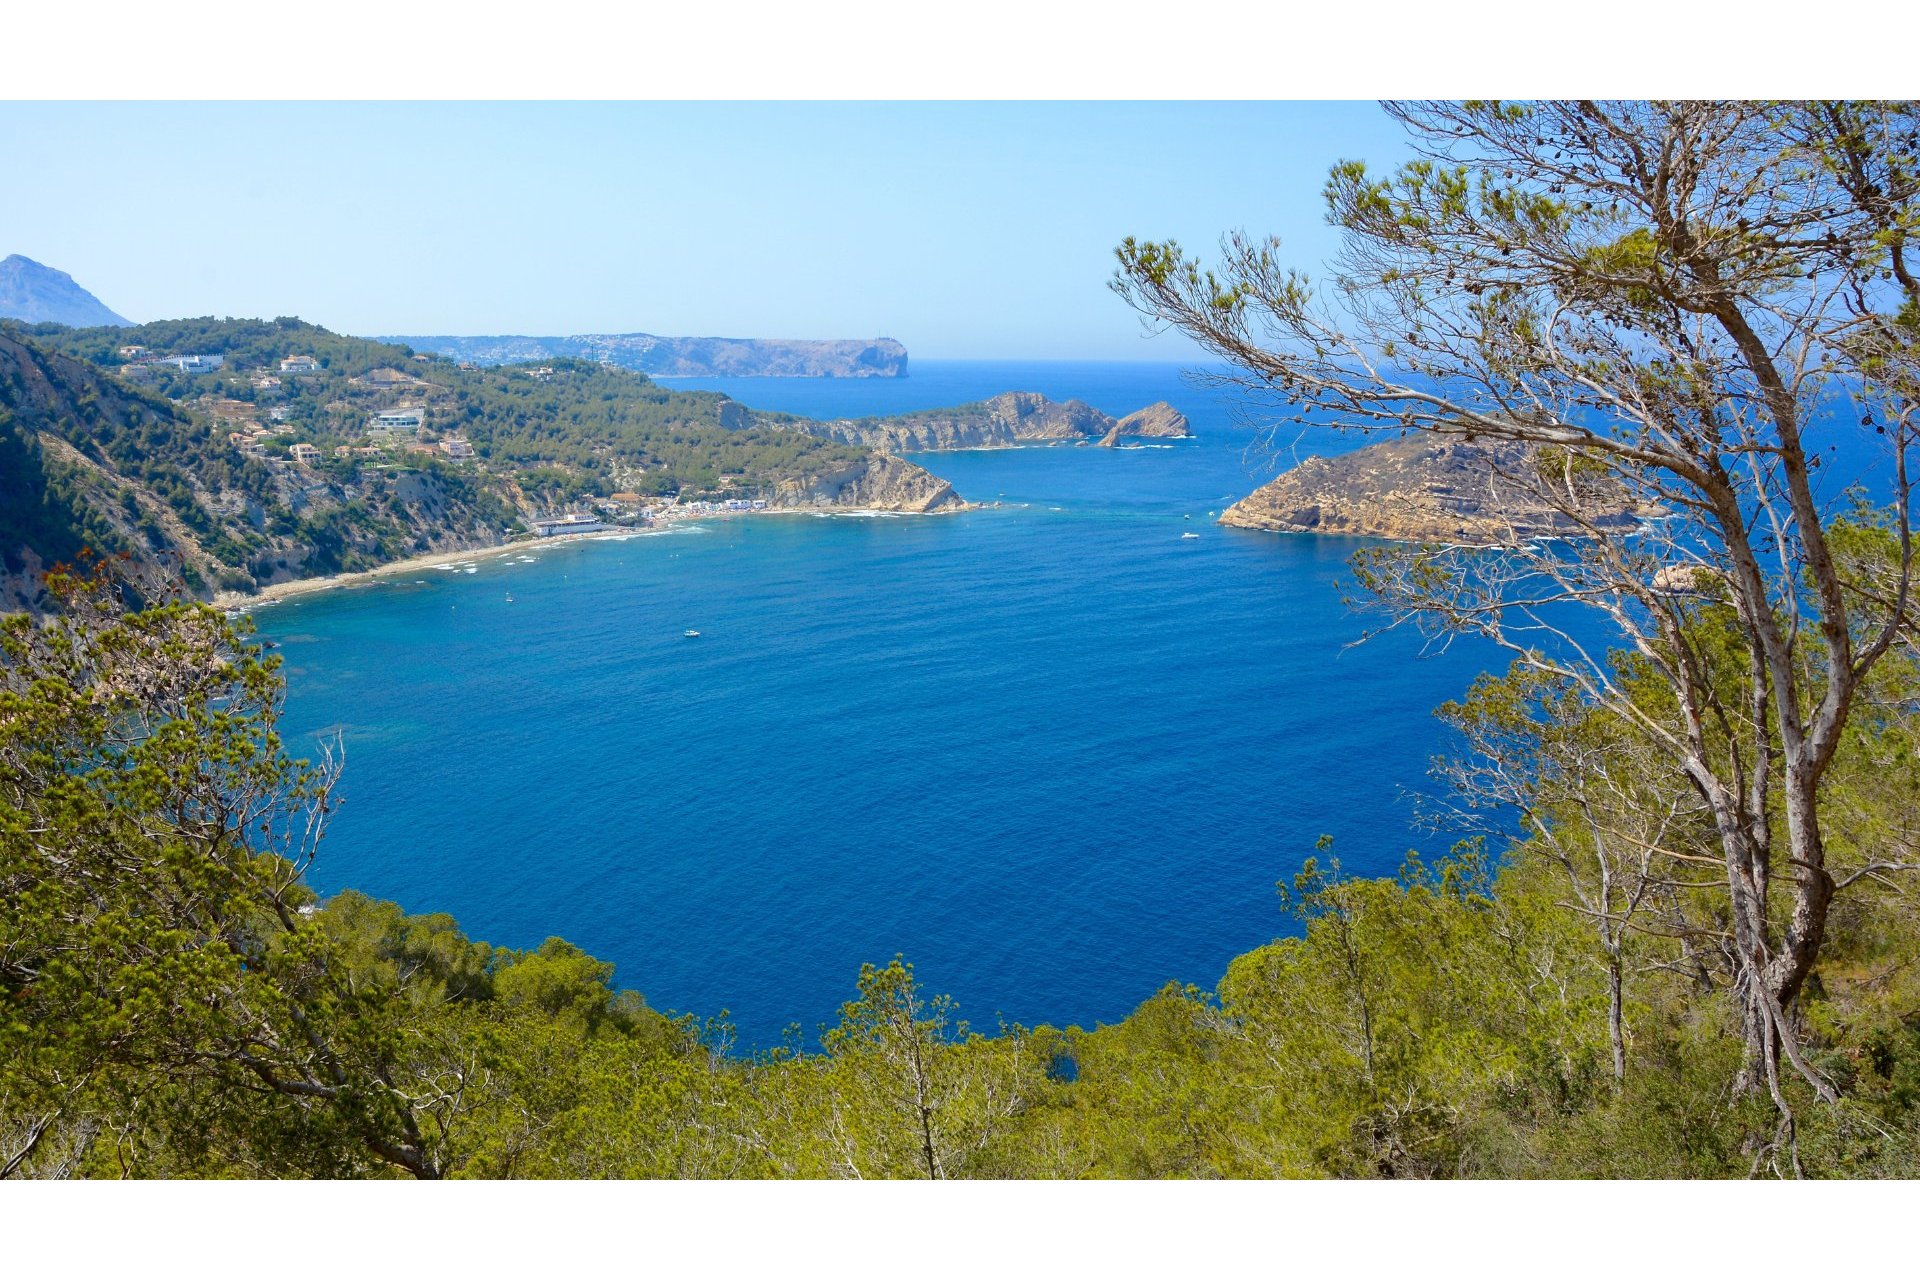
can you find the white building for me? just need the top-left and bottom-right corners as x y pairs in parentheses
(155, 354), (224, 373)
(280, 355), (319, 373)
(369, 409), (425, 433)
(531, 514), (604, 537)
(440, 437), (475, 459)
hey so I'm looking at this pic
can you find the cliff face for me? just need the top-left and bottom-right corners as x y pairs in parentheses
(1221, 435), (1652, 544)
(776, 454), (965, 514)
(794, 393), (1191, 452)
(1, 331), (215, 612)
(386, 332), (910, 378)
(1097, 401), (1191, 447)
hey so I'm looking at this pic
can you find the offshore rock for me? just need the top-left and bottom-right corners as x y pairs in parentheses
(1097, 401), (1191, 447)
(1221, 434), (1653, 544)
(794, 392), (1192, 452)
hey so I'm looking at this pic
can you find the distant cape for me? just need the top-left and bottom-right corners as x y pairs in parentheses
(385, 332), (908, 378)
(0, 254), (131, 327)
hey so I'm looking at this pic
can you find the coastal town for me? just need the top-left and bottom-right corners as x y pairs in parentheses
(107, 339), (784, 543)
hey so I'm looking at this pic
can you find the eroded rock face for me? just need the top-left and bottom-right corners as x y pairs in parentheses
(777, 454), (965, 514)
(800, 393), (1191, 453)
(1221, 435), (1652, 544)
(1097, 401), (1191, 447)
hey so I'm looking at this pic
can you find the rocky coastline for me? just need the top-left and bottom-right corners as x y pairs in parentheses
(785, 391), (1191, 452)
(1221, 435), (1655, 544)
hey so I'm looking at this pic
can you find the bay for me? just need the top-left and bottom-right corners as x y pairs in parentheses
(259, 360), (1496, 1045)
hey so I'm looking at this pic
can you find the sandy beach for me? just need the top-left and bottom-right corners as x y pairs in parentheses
(211, 503), (973, 612)
(211, 528), (642, 611)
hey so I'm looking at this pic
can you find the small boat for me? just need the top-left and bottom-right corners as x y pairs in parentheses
(684, 629), (701, 638)
(1181, 532), (1200, 539)
(505, 592), (515, 603)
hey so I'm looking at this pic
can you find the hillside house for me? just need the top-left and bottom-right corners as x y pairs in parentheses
(365, 410), (426, 442)
(288, 443), (320, 464)
(280, 355), (319, 374)
(156, 354), (224, 374)
(439, 437), (475, 459)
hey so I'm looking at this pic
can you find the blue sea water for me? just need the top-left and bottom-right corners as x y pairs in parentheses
(258, 361), (1500, 1045)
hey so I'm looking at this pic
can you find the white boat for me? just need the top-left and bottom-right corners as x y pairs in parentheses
(684, 629), (701, 638)
(1181, 532), (1200, 539)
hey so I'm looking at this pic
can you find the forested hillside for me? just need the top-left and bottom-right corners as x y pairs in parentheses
(1, 318), (945, 609)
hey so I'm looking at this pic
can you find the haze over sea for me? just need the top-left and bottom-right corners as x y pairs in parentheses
(258, 360), (1499, 1046)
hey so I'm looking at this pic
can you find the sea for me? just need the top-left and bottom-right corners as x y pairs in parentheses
(256, 360), (1506, 1046)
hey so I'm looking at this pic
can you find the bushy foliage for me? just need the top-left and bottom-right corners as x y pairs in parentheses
(4, 575), (1917, 1179)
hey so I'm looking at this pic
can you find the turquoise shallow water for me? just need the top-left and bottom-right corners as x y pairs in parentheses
(259, 361), (1497, 1045)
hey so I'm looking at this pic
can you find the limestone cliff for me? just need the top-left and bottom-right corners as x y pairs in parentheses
(1221, 435), (1652, 544)
(1097, 401), (1191, 447)
(386, 332), (909, 378)
(787, 392), (1191, 452)
(776, 454), (965, 514)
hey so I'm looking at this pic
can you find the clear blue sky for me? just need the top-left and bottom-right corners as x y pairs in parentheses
(1, 102), (1416, 359)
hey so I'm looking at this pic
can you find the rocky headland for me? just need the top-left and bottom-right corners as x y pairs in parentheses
(786, 391), (1191, 452)
(780, 454), (966, 514)
(1220, 435), (1654, 544)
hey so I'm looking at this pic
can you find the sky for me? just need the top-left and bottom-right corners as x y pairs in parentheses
(0, 102), (1418, 360)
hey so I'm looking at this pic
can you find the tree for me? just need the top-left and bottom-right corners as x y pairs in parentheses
(0, 569), (446, 1177)
(1434, 664), (1699, 1086)
(817, 958), (1034, 1178)
(1114, 101), (1919, 1138)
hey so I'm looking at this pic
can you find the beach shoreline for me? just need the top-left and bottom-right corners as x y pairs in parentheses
(214, 504), (974, 612)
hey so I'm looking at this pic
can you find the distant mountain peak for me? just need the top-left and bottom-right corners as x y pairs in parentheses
(0, 254), (132, 328)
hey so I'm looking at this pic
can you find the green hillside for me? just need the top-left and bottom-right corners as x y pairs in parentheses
(1, 317), (892, 608)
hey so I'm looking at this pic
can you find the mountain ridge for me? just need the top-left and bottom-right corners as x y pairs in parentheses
(0, 254), (131, 327)
(385, 331), (909, 378)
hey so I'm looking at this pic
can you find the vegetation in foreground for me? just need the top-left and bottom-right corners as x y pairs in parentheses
(1, 558), (1915, 1179)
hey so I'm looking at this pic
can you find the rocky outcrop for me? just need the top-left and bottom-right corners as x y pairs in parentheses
(1221, 435), (1654, 544)
(386, 332), (910, 378)
(0, 254), (131, 327)
(794, 392), (1191, 453)
(776, 454), (965, 514)
(1097, 401), (1191, 447)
